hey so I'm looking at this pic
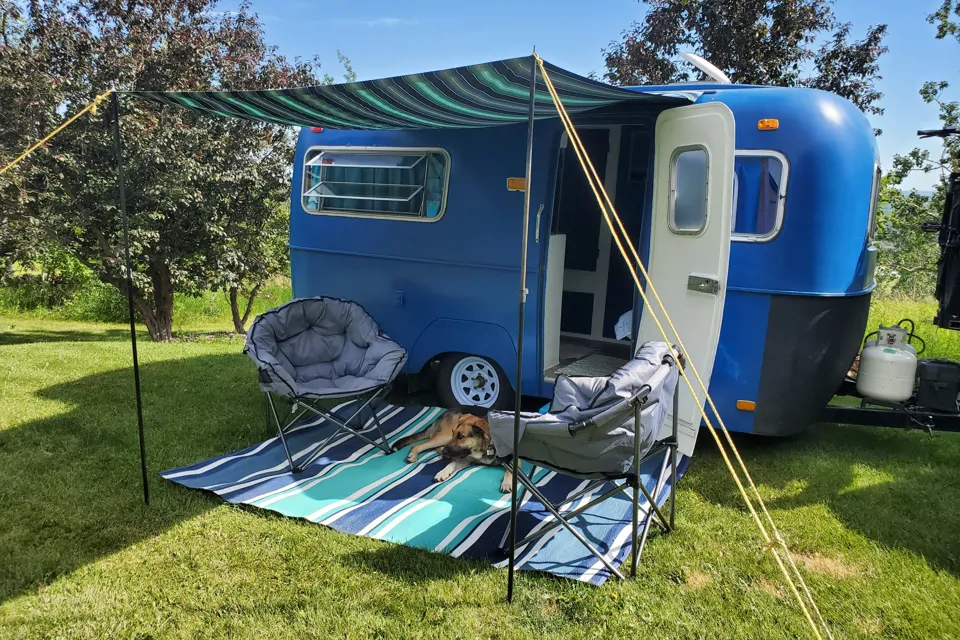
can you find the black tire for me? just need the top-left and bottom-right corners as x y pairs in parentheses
(436, 353), (515, 411)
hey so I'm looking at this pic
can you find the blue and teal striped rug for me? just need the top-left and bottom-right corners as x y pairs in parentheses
(161, 401), (689, 585)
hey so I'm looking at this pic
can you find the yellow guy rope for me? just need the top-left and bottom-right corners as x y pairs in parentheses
(534, 53), (831, 633)
(537, 55), (830, 640)
(535, 54), (832, 640)
(0, 89), (114, 177)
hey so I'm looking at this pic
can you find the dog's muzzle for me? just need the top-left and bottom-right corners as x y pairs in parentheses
(441, 445), (471, 460)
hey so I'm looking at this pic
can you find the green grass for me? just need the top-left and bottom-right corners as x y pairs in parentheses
(1, 299), (959, 639)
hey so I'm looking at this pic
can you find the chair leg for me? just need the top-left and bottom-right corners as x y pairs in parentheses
(670, 372), (679, 530)
(637, 452), (673, 533)
(297, 397), (392, 469)
(368, 393), (391, 448)
(554, 479), (609, 509)
(669, 443), (678, 531)
(264, 393), (270, 437)
(636, 457), (670, 557)
(512, 470), (626, 581)
(631, 475), (640, 578)
(266, 393), (298, 473)
(513, 482), (629, 548)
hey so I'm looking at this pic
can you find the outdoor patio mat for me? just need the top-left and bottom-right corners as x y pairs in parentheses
(161, 401), (689, 585)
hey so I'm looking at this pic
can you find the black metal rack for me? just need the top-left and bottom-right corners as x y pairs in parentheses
(821, 376), (960, 433)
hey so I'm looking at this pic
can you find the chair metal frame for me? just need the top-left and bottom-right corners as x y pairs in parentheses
(502, 371), (680, 580)
(245, 296), (407, 474)
(263, 380), (394, 473)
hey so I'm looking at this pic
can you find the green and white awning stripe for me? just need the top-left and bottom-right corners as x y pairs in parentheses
(126, 55), (692, 130)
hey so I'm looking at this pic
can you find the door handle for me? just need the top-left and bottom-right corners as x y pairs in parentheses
(535, 203), (545, 242)
(687, 274), (720, 295)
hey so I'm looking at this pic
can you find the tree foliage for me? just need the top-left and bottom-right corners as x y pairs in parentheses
(600, 0), (888, 120)
(0, 1), (63, 271)
(0, 0), (351, 339)
(880, 1), (959, 297)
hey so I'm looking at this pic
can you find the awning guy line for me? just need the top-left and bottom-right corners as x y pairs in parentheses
(0, 89), (114, 177)
(534, 53), (833, 640)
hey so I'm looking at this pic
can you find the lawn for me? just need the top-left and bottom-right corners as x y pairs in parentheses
(1, 299), (959, 639)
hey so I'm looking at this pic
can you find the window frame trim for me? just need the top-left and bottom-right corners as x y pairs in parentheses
(867, 162), (881, 242)
(731, 149), (790, 243)
(300, 145), (452, 223)
(668, 144), (711, 237)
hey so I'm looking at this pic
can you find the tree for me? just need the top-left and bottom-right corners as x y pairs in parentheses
(600, 0), (888, 120)
(874, 173), (940, 298)
(879, 1), (959, 297)
(0, 1), (63, 274)
(212, 195), (291, 335)
(0, 1), (351, 340)
(203, 39), (357, 335)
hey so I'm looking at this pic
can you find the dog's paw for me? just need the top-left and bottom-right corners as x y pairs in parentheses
(434, 468), (453, 483)
(405, 452), (417, 464)
(499, 477), (512, 493)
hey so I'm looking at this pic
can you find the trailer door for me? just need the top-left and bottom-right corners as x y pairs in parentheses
(637, 102), (735, 456)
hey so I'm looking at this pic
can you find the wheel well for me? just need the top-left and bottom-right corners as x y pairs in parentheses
(406, 318), (519, 387)
(424, 352), (509, 375)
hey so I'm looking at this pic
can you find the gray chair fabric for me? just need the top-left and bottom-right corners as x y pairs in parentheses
(488, 341), (679, 478)
(244, 297), (408, 400)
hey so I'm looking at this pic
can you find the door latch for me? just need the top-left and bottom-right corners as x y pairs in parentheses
(534, 203), (545, 242)
(687, 275), (720, 295)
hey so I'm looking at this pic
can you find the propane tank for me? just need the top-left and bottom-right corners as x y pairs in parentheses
(856, 324), (918, 403)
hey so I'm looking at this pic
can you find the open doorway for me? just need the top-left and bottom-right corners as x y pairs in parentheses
(542, 124), (653, 380)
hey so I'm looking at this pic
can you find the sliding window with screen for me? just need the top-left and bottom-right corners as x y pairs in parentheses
(302, 147), (450, 221)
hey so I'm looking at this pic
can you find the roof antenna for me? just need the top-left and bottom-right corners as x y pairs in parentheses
(679, 51), (732, 84)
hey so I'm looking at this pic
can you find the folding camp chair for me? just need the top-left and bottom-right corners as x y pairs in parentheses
(243, 297), (408, 472)
(488, 341), (682, 580)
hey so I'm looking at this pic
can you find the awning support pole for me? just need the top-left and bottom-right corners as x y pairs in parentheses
(507, 50), (538, 603)
(111, 90), (149, 506)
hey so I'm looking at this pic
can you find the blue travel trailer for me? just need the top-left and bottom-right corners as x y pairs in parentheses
(286, 62), (879, 454)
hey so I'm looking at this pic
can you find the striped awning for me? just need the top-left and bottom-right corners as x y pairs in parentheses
(124, 55), (692, 130)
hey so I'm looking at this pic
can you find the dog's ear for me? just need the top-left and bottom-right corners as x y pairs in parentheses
(471, 425), (488, 440)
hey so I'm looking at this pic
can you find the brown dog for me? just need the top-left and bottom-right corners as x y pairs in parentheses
(392, 410), (512, 492)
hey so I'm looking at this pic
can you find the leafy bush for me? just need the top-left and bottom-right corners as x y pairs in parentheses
(59, 280), (129, 323)
(0, 250), (98, 313)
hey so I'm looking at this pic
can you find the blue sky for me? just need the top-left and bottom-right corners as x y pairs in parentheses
(218, 0), (958, 191)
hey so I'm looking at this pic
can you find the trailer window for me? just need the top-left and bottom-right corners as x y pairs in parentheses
(732, 151), (788, 241)
(669, 147), (708, 234)
(302, 147), (450, 221)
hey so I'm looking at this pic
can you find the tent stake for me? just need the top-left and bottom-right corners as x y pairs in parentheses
(507, 51), (538, 603)
(111, 90), (149, 506)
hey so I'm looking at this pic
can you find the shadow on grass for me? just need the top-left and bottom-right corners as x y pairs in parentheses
(342, 541), (496, 583)
(0, 352), (270, 605)
(685, 424), (960, 575)
(0, 323), (247, 347)
(0, 327), (132, 345)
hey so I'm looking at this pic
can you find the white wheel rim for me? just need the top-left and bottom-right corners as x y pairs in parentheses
(450, 356), (501, 407)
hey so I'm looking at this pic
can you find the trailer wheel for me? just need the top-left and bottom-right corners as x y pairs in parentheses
(436, 354), (514, 410)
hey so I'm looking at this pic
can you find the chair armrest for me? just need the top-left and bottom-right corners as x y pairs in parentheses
(567, 385), (651, 435)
